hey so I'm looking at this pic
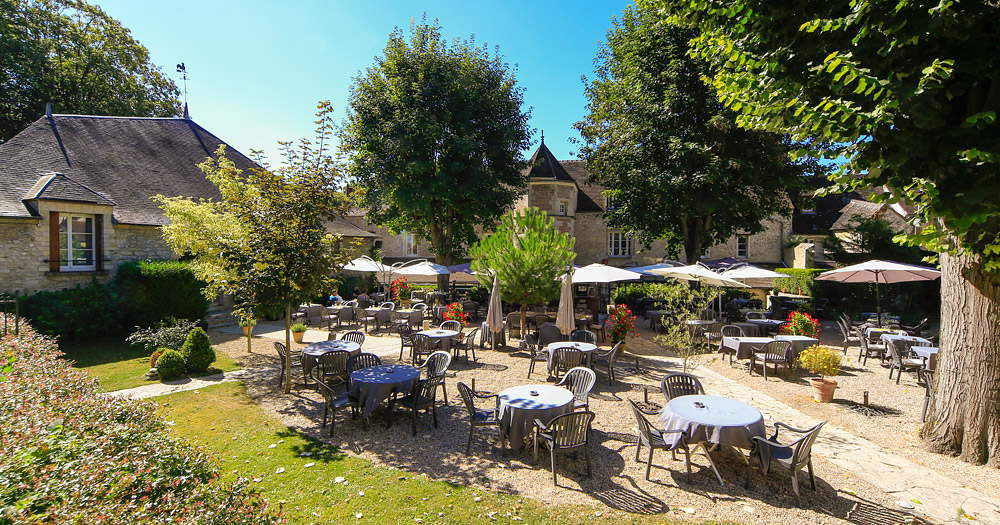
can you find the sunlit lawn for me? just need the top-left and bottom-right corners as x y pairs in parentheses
(156, 382), (721, 525)
(60, 338), (239, 392)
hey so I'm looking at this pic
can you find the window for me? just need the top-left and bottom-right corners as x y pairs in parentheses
(736, 235), (749, 259)
(558, 200), (568, 215)
(608, 231), (631, 257)
(402, 231), (417, 256)
(59, 214), (95, 270)
(605, 193), (617, 210)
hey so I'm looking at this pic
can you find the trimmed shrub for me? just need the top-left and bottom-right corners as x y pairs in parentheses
(126, 318), (199, 354)
(0, 315), (280, 523)
(18, 278), (124, 340)
(180, 327), (215, 373)
(155, 349), (186, 380)
(115, 260), (209, 328)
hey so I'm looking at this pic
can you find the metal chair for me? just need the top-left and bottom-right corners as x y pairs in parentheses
(419, 350), (451, 404)
(660, 372), (705, 401)
(533, 411), (596, 485)
(858, 329), (886, 366)
(457, 382), (500, 455)
(751, 340), (794, 380)
(837, 320), (860, 354)
(522, 334), (548, 378)
(628, 399), (690, 481)
(398, 376), (442, 436)
(397, 324), (415, 360)
(273, 341), (301, 389)
(411, 333), (434, 365)
(556, 366), (596, 410)
(453, 327), (479, 362)
(551, 346), (584, 379)
(593, 341), (623, 385)
(745, 421), (826, 500)
(340, 330), (365, 347)
(570, 330), (597, 345)
(886, 339), (927, 384)
(316, 380), (355, 436)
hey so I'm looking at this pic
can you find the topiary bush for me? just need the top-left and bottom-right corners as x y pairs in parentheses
(115, 260), (210, 329)
(180, 327), (215, 373)
(155, 349), (186, 380)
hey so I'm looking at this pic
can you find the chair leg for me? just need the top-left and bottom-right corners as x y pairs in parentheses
(808, 459), (816, 490)
(585, 443), (592, 478)
(329, 406), (336, 436)
(635, 442), (642, 463)
(550, 447), (558, 485)
(533, 431), (539, 465)
(466, 427), (474, 456)
(791, 467), (801, 499)
(745, 450), (756, 488)
(527, 359), (534, 379)
(440, 383), (448, 405)
(645, 448), (654, 480)
(896, 368), (902, 384)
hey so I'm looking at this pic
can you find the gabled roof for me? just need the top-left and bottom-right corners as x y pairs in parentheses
(0, 114), (258, 225)
(22, 172), (117, 207)
(830, 199), (884, 230)
(327, 216), (379, 238)
(524, 140), (575, 182)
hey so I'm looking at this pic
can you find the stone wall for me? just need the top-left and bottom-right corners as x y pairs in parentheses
(704, 216), (788, 265)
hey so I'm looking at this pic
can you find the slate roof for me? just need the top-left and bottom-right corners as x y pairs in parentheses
(790, 176), (863, 235)
(561, 160), (604, 213)
(830, 199), (884, 230)
(0, 114), (258, 225)
(22, 172), (117, 207)
(327, 216), (379, 238)
(524, 141), (575, 182)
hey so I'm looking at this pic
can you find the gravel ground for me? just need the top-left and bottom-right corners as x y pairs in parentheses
(206, 326), (930, 524)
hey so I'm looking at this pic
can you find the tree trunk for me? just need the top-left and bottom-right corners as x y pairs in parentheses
(436, 254), (452, 295)
(283, 305), (292, 394)
(682, 217), (704, 264)
(922, 250), (1000, 466)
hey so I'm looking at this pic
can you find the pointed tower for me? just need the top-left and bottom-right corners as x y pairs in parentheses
(518, 133), (578, 236)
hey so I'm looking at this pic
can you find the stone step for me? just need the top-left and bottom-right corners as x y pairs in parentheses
(206, 311), (236, 328)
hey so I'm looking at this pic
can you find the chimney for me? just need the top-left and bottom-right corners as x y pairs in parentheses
(45, 103), (52, 118)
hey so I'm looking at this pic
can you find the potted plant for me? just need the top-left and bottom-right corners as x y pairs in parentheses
(290, 322), (308, 344)
(392, 277), (412, 308)
(799, 344), (842, 402)
(239, 317), (257, 353)
(781, 310), (821, 338)
(608, 305), (638, 355)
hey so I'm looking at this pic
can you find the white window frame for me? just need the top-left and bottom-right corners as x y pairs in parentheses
(402, 231), (418, 256)
(608, 231), (632, 258)
(558, 200), (568, 216)
(605, 194), (617, 210)
(59, 214), (96, 271)
(736, 234), (750, 259)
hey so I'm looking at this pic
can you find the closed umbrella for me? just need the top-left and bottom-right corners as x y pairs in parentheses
(555, 273), (575, 336)
(815, 259), (941, 312)
(486, 275), (504, 350)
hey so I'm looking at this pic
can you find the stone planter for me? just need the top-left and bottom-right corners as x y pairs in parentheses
(810, 377), (838, 403)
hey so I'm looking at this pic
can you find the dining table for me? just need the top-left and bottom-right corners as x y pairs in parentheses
(546, 341), (599, 373)
(497, 384), (575, 450)
(658, 394), (765, 485)
(417, 328), (459, 352)
(721, 336), (773, 361)
(733, 322), (764, 337)
(746, 319), (785, 334)
(301, 340), (361, 378)
(349, 364), (420, 419)
(774, 335), (819, 361)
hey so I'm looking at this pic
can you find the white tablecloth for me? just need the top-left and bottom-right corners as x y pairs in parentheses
(498, 385), (574, 450)
(658, 394), (764, 450)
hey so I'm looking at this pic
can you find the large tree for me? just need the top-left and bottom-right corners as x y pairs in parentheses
(470, 207), (575, 334)
(574, 5), (813, 263)
(1, 0), (181, 142)
(651, 0), (1000, 464)
(339, 17), (532, 289)
(158, 102), (348, 393)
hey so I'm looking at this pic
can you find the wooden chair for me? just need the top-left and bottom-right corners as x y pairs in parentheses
(556, 366), (596, 410)
(745, 421), (826, 501)
(593, 341), (623, 385)
(628, 399), (690, 481)
(533, 411), (596, 485)
(457, 382), (500, 455)
(660, 372), (705, 401)
(751, 340), (794, 380)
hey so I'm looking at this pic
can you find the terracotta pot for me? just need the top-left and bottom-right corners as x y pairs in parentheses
(292, 331), (305, 344)
(241, 325), (254, 337)
(402, 299), (412, 309)
(810, 377), (837, 403)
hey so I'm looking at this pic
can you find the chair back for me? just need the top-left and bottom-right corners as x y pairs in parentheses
(462, 301), (478, 318)
(790, 421), (826, 466)
(316, 350), (350, 380)
(533, 314), (552, 330)
(380, 302), (395, 310)
(553, 347), (584, 370)
(660, 372), (705, 400)
(397, 324), (414, 342)
(411, 376), (441, 407)
(411, 334), (434, 361)
(421, 350), (451, 379)
(924, 369), (935, 399)
(507, 312), (522, 328)
(357, 298), (371, 309)
(273, 341), (288, 360)
(412, 302), (427, 311)
(406, 309), (423, 327)
(746, 311), (766, 320)
(338, 307), (355, 323)
(374, 309), (392, 326)
(521, 333), (538, 357)
(462, 327), (480, 348)
(756, 340), (793, 361)
(601, 341), (624, 365)
(558, 367), (596, 401)
(353, 306), (368, 321)
(545, 411), (595, 448)
(885, 339), (905, 366)
(721, 325), (745, 337)
(628, 399), (660, 446)
(704, 322), (724, 341)
(858, 332), (872, 354)
(457, 382), (478, 416)
(537, 323), (563, 347)
(570, 330), (597, 344)
(440, 320), (461, 332)
(340, 331), (365, 346)
(316, 380), (338, 406)
(347, 352), (382, 374)
(343, 300), (358, 307)
(305, 305), (326, 323)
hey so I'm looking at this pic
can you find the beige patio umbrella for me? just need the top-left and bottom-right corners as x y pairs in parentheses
(486, 275), (505, 350)
(555, 273), (575, 336)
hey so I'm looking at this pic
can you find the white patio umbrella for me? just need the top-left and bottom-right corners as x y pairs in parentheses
(555, 273), (576, 336)
(486, 275), (505, 349)
(344, 256), (390, 273)
(648, 264), (750, 288)
(571, 263), (643, 284)
(720, 264), (788, 281)
(815, 259), (941, 312)
(394, 261), (451, 277)
(628, 261), (685, 276)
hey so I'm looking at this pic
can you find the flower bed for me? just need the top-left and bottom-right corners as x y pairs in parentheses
(0, 315), (280, 523)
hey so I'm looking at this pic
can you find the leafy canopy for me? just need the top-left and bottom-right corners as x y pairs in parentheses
(650, 0), (1000, 268)
(470, 207), (575, 308)
(1, 0), (181, 142)
(574, 5), (814, 263)
(339, 16), (532, 264)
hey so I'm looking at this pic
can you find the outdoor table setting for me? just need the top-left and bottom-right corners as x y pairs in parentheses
(481, 321), (506, 347)
(881, 332), (932, 349)
(546, 341), (599, 373)
(911, 346), (939, 369)
(497, 384), (575, 450)
(301, 340), (361, 378)
(733, 322), (767, 337)
(721, 336), (774, 361)
(417, 328), (459, 352)
(738, 308), (771, 318)
(349, 363), (421, 419)
(658, 394), (766, 486)
(774, 334), (819, 360)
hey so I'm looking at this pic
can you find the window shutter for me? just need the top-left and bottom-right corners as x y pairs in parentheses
(95, 214), (104, 271)
(48, 211), (60, 272)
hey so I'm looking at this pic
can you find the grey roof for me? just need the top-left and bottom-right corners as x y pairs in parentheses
(560, 159), (604, 213)
(524, 141), (575, 182)
(0, 114), (258, 225)
(327, 216), (379, 238)
(831, 199), (884, 230)
(22, 172), (117, 207)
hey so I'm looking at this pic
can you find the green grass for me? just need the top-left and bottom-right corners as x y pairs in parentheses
(156, 382), (722, 525)
(60, 338), (239, 392)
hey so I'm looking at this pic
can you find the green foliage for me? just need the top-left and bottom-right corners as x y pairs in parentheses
(826, 217), (925, 265)
(126, 318), (199, 354)
(339, 16), (532, 265)
(467, 285), (489, 305)
(614, 281), (720, 312)
(19, 278), (123, 341)
(772, 269), (826, 297)
(798, 345), (842, 378)
(653, 0), (1000, 270)
(574, 5), (816, 263)
(290, 322), (307, 333)
(470, 208), (575, 315)
(114, 260), (209, 329)
(180, 327), (214, 373)
(1, 0), (181, 142)
(154, 349), (185, 380)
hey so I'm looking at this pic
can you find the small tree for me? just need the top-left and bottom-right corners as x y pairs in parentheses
(648, 282), (720, 371)
(158, 102), (350, 393)
(470, 208), (575, 331)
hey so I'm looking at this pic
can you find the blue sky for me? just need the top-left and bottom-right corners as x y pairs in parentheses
(93, 0), (632, 163)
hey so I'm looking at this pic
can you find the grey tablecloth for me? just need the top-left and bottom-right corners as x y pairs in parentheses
(773, 335), (818, 361)
(545, 342), (598, 374)
(658, 394), (764, 450)
(498, 385), (574, 450)
(349, 364), (420, 418)
(721, 336), (773, 360)
(418, 329), (458, 353)
(301, 340), (361, 378)
(733, 322), (762, 337)
(747, 319), (785, 334)
(880, 333), (932, 356)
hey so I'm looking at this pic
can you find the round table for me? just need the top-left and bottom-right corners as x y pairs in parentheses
(417, 329), (459, 352)
(498, 384), (575, 450)
(658, 394), (764, 450)
(546, 341), (598, 374)
(349, 364), (420, 419)
(301, 340), (361, 378)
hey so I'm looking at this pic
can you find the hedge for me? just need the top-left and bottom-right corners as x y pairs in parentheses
(772, 268), (939, 321)
(115, 260), (209, 329)
(0, 315), (281, 523)
(18, 278), (124, 341)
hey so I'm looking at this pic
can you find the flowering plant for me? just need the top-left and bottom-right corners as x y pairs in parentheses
(798, 344), (841, 377)
(391, 277), (411, 301)
(443, 302), (469, 324)
(781, 310), (821, 338)
(607, 305), (638, 342)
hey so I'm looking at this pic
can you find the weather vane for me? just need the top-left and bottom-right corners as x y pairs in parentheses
(176, 63), (188, 108)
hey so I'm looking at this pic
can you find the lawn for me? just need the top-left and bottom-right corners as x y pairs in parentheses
(59, 338), (239, 392)
(156, 382), (714, 525)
